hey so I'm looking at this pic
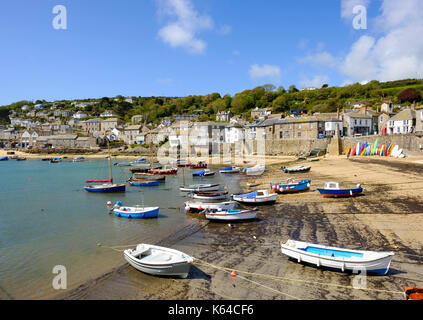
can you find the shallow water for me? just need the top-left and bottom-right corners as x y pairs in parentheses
(0, 159), (242, 299)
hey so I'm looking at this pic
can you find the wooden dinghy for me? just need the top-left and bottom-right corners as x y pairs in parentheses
(317, 182), (363, 198)
(282, 165), (311, 173)
(184, 200), (237, 213)
(124, 244), (193, 278)
(232, 190), (277, 204)
(204, 208), (258, 221)
(280, 239), (394, 275)
(404, 287), (423, 300)
(188, 190), (229, 200)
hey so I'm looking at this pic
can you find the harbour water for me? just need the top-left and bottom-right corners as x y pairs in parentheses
(0, 159), (243, 299)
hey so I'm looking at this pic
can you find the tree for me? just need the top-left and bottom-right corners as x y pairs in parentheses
(397, 88), (421, 103)
(263, 84), (276, 92)
(277, 86), (286, 94)
(321, 84), (329, 88)
(288, 85), (299, 93)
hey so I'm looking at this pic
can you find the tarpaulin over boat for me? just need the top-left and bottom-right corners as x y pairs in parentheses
(86, 179), (113, 183)
(235, 190), (258, 198)
(193, 170), (206, 175)
(221, 166), (233, 170)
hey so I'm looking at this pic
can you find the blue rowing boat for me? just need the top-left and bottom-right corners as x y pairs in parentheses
(271, 179), (311, 194)
(317, 182), (363, 198)
(84, 184), (126, 193)
(110, 201), (159, 219)
(129, 180), (159, 187)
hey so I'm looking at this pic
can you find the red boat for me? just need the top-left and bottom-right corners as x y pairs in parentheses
(190, 162), (207, 169)
(148, 168), (178, 175)
(404, 287), (423, 300)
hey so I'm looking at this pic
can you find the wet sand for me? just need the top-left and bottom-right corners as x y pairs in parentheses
(58, 155), (423, 300)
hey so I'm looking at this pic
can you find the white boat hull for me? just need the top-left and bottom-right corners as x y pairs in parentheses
(185, 201), (237, 211)
(232, 193), (277, 204)
(280, 240), (394, 275)
(205, 210), (257, 221)
(179, 185), (220, 192)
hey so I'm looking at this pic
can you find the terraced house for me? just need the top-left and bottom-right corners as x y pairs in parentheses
(387, 108), (416, 135)
(257, 116), (325, 140)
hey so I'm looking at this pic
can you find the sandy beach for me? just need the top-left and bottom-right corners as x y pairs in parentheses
(53, 154), (423, 300)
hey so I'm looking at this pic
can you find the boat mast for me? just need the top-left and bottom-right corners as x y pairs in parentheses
(108, 140), (113, 183)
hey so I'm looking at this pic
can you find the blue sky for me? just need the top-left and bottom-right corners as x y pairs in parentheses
(0, 0), (422, 106)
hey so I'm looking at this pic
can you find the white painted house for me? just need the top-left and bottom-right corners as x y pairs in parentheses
(387, 108), (416, 135)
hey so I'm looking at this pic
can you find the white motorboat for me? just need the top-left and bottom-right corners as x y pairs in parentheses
(280, 239), (394, 275)
(232, 190), (277, 204)
(179, 184), (220, 192)
(184, 201), (237, 212)
(124, 244), (194, 278)
(188, 190), (229, 200)
(244, 164), (266, 176)
(204, 208), (258, 221)
(219, 166), (241, 173)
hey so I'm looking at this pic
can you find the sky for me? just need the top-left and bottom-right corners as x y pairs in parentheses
(0, 0), (423, 105)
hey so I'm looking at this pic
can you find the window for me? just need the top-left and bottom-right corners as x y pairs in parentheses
(279, 132), (283, 139)
(285, 131), (289, 137)
(354, 120), (357, 125)
(298, 123), (302, 129)
(298, 132), (301, 138)
(310, 123), (313, 129)
(289, 124), (292, 129)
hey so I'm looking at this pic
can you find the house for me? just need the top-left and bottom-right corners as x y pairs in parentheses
(224, 123), (245, 143)
(387, 108), (416, 135)
(259, 116), (325, 140)
(216, 110), (233, 122)
(21, 105), (31, 111)
(73, 111), (88, 119)
(342, 111), (373, 136)
(34, 104), (45, 110)
(21, 129), (39, 148)
(123, 125), (142, 144)
(100, 118), (124, 133)
(378, 112), (392, 136)
(348, 101), (369, 109)
(100, 110), (117, 118)
(301, 87), (317, 91)
(251, 107), (271, 120)
(315, 113), (343, 137)
(80, 118), (101, 134)
(415, 107), (423, 134)
(131, 115), (143, 124)
(245, 119), (266, 141)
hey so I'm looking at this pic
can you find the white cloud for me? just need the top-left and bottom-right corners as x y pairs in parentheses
(249, 64), (281, 83)
(298, 51), (338, 68)
(299, 75), (330, 89)
(157, 0), (214, 54)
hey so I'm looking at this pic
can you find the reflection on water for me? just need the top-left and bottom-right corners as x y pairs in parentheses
(0, 159), (242, 299)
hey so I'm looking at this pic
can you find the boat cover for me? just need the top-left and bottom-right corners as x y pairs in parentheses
(193, 170), (206, 175)
(235, 190), (258, 198)
(221, 166), (233, 170)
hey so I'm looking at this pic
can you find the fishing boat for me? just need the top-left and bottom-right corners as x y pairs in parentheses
(232, 190), (277, 204)
(204, 208), (258, 221)
(129, 180), (159, 187)
(50, 157), (62, 163)
(280, 239), (394, 275)
(188, 190), (229, 200)
(190, 161), (207, 169)
(219, 166), (241, 173)
(132, 158), (147, 163)
(114, 162), (132, 166)
(192, 169), (215, 177)
(41, 158), (52, 161)
(16, 157), (27, 161)
(404, 287), (423, 300)
(243, 164), (266, 176)
(108, 200), (159, 219)
(0, 156), (9, 161)
(73, 157), (85, 162)
(317, 182), (363, 198)
(123, 244), (193, 278)
(84, 142), (126, 193)
(282, 165), (311, 173)
(179, 183), (220, 192)
(271, 179), (311, 194)
(184, 201), (237, 213)
(175, 159), (192, 167)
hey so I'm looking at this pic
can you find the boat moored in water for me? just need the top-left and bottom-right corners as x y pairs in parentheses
(188, 190), (229, 200)
(129, 180), (159, 187)
(108, 201), (159, 219)
(280, 239), (394, 275)
(123, 244), (193, 278)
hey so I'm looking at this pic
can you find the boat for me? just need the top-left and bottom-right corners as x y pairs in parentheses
(280, 239), (394, 275)
(190, 161), (207, 169)
(50, 157), (62, 163)
(282, 165), (311, 173)
(132, 162), (162, 169)
(192, 169), (215, 177)
(204, 208), (258, 221)
(114, 162), (132, 166)
(188, 190), (229, 200)
(175, 159), (192, 167)
(41, 158), (52, 161)
(243, 164), (266, 176)
(179, 184), (220, 192)
(317, 182), (363, 198)
(404, 287), (423, 300)
(0, 156), (8, 161)
(219, 166), (241, 173)
(128, 175), (165, 182)
(129, 180), (159, 187)
(108, 200), (159, 219)
(232, 190), (277, 204)
(16, 157), (27, 161)
(84, 142), (126, 193)
(73, 157), (85, 162)
(184, 201), (237, 213)
(148, 167), (178, 175)
(271, 179), (311, 194)
(123, 244), (193, 278)
(247, 182), (261, 188)
(133, 158), (147, 163)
